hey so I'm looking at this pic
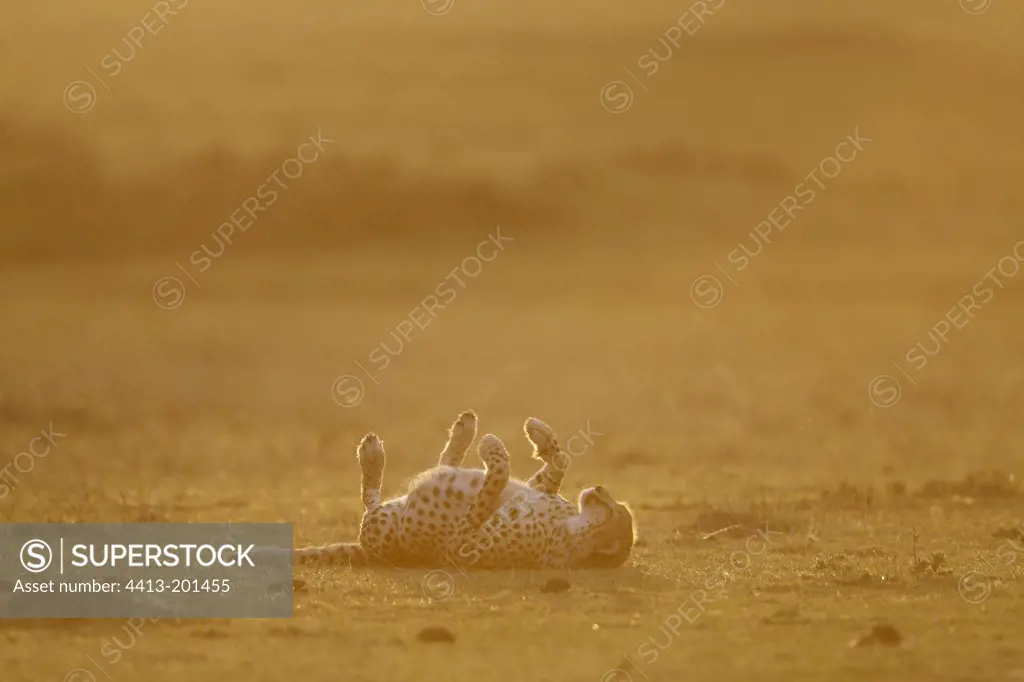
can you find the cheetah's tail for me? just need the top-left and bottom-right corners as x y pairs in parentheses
(293, 542), (369, 567)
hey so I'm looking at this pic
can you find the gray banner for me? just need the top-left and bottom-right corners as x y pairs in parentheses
(0, 523), (293, 618)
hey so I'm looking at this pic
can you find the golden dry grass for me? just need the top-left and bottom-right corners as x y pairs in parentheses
(2, 0), (1024, 680)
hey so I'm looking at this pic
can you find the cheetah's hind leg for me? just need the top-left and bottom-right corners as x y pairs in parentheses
(438, 410), (477, 467)
(279, 433), (384, 569)
(523, 418), (568, 495)
(357, 432), (386, 512)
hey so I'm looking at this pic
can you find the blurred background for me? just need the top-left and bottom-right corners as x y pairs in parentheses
(1, 0), (1023, 494)
(2, 3), (1024, 681)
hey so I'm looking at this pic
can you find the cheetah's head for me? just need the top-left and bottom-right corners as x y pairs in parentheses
(572, 485), (636, 568)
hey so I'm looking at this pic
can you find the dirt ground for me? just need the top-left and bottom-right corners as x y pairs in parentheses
(1, 0), (1023, 680)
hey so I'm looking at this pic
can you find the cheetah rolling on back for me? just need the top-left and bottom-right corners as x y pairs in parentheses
(294, 411), (636, 569)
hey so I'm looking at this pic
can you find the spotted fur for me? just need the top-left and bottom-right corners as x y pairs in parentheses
(295, 411), (635, 569)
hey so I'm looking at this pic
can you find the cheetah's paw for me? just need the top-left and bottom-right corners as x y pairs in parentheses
(450, 410), (477, 445)
(356, 432), (386, 473)
(524, 417), (560, 463)
(477, 434), (510, 470)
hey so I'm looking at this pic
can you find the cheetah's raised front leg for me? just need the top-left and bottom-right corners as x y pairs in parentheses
(524, 418), (569, 495)
(437, 410), (477, 467)
(460, 434), (511, 533)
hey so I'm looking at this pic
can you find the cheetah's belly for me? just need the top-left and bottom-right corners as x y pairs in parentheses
(396, 466), (574, 566)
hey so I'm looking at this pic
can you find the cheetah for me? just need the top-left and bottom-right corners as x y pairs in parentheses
(294, 411), (636, 569)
